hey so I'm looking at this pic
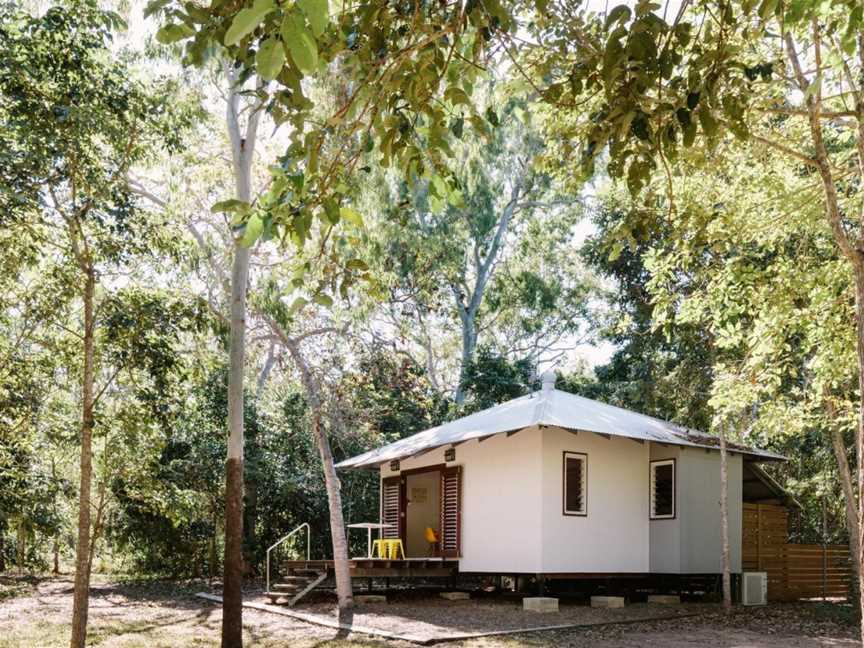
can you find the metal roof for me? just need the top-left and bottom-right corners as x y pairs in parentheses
(336, 380), (785, 470)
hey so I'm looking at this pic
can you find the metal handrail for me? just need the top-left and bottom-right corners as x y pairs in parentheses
(266, 522), (310, 594)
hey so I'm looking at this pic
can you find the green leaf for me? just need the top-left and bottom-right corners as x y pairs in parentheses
(682, 120), (697, 147)
(224, 0), (275, 46)
(297, 0), (329, 37)
(698, 109), (719, 138)
(485, 106), (500, 127)
(339, 207), (363, 227)
(240, 213), (264, 247)
(211, 199), (249, 213)
(605, 4), (632, 29)
(444, 86), (471, 106)
(313, 293), (333, 307)
(256, 38), (286, 81)
(281, 12), (318, 74)
(156, 23), (194, 44)
(288, 297), (308, 314)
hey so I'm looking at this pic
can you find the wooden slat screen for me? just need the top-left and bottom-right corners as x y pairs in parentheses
(440, 466), (462, 557)
(381, 476), (401, 539)
(742, 502), (851, 601)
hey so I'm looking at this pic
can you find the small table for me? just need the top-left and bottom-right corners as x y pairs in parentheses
(347, 522), (394, 558)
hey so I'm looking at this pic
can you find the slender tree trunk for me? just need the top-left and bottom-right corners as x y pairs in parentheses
(0, 525), (5, 572)
(853, 265), (864, 637)
(16, 523), (26, 574)
(53, 537), (60, 575)
(273, 328), (353, 615)
(311, 411), (353, 617)
(70, 269), (95, 648)
(221, 66), (259, 648)
(222, 240), (250, 648)
(719, 425), (731, 611)
(454, 312), (477, 406)
(826, 401), (861, 605)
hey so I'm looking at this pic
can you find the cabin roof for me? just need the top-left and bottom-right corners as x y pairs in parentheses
(336, 384), (786, 470)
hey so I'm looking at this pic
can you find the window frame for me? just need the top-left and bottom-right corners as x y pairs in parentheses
(649, 458), (676, 520)
(562, 451), (588, 517)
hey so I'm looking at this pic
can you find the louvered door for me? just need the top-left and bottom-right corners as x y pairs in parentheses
(381, 476), (402, 539)
(439, 466), (462, 557)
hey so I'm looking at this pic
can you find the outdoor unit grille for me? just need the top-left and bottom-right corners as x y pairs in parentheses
(742, 572), (768, 606)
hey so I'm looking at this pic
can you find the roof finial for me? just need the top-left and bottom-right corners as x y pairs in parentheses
(541, 369), (557, 392)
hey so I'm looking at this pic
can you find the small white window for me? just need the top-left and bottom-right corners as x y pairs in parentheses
(563, 452), (587, 516)
(650, 459), (675, 519)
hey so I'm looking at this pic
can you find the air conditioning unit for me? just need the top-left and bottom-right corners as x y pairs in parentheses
(741, 571), (768, 606)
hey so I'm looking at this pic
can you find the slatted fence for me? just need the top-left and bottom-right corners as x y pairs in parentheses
(743, 503), (851, 601)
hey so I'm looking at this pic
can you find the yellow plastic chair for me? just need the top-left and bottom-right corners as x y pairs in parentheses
(388, 539), (405, 560)
(424, 527), (439, 557)
(371, 539), (387, 559)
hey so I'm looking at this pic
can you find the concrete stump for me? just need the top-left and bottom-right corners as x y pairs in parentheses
(647, 594), (680, 605)
(440, 591), (470, 601)
(523, 597), (559, 612)
(355, 594), (387, 604)
(590, 596), (625, 609)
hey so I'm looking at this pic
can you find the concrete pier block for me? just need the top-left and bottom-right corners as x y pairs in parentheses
(647, 594), (681, 605)
(523, 597), (559, 612)
(440, 591), (470, 600)
(591, 596), (625, 608)
(355, 594), (387, 604)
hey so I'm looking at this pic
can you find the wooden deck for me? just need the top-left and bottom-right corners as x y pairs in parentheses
(284, 558), (459, 578)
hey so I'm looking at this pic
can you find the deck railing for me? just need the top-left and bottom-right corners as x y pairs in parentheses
(265, 522), (310, 594)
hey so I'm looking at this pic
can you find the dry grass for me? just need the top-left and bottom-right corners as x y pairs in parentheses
(0, 576), (859, 648)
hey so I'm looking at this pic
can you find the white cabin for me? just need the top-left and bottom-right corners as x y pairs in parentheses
(336, 372), (783, 577)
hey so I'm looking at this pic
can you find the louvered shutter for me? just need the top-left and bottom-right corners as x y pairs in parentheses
(381, 476), (402, 539)
(439, 466), (462, 557)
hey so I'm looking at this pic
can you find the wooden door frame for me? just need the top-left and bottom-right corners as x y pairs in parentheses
(396, 464), (446, 550)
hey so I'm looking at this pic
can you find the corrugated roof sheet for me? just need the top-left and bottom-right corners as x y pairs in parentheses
(336, 386), (785, 469)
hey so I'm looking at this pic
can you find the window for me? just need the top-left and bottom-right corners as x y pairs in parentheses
(563, 452), (587, 516)
(650, 459), (675, 519)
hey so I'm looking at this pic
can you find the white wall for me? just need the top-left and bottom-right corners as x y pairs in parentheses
(540, 427), (650, 573)
(649, 444), (681, 573)
(678, 448), (743, 573)
(380, 427), (544, 573)
(648, 444), (743, 574)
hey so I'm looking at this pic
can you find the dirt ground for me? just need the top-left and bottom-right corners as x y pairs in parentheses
(0, 576), (860, 647)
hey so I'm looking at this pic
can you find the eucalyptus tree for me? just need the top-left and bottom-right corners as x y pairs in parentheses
(368, 97), (588, 403)
(0, 4), (193, 645)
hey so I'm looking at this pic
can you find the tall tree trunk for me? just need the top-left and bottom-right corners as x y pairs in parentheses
(825, 399), (861, 605)
(311, 411), (353, 618)
(222, 240), (249, 648)
(853, 265), (864, 635)
(54, 537), (60, 575)
(69, 269), (95, 648)
(273, 328), (353, 615)
(0, 525), (5, 572)
(719, 425), (732, 612)
(221, 66), (259, 648)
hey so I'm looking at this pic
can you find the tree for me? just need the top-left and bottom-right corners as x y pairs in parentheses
(0, 4), (190, 644)
(368, 97), (591, 403)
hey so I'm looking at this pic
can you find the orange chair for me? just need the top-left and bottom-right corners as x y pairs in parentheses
(425, 527), (439, 557)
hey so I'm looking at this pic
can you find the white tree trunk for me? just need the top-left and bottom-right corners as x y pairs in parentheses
(221, 66), (260, 648)
(719, 425), (731, 612)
